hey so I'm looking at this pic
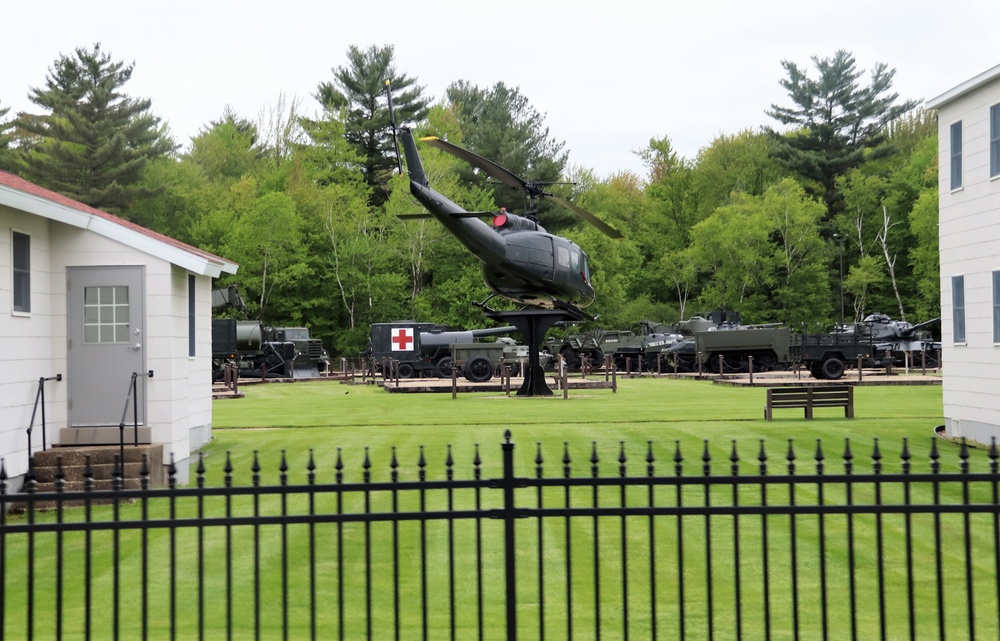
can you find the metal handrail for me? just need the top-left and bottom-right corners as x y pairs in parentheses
(26, 374), (62, 459)
(117, 371), (152, 478)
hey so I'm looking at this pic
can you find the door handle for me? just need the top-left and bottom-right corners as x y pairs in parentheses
(132, 343), (142, 351)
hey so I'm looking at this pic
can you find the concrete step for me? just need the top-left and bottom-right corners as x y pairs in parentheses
(28, 444), (166, 489)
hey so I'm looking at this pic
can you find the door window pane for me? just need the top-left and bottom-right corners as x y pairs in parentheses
(84, 285), (130, 343)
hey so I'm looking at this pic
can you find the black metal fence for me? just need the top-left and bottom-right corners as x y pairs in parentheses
(2, 431), (999, 641)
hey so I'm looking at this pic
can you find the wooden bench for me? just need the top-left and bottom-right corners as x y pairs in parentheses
(765, 385), (854, 420)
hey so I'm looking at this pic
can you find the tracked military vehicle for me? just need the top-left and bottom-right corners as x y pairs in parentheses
(606, 320), (683, 371)
(662, 311), (790, 373)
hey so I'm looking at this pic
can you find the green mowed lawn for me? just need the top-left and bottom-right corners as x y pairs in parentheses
(6, 377), (999, 640)
(207, 376), (959, 480)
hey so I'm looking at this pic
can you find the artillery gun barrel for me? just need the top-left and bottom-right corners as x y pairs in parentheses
(906, 317), (941, 335)
(419, 325), (518, 348)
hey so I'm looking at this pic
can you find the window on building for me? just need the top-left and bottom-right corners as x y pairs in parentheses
(12, 231), (30, 313)
(188, 274), (196, 357)
(950, 121), (963, 190)
(953, 275), (966, 343)
(991, 104), (1000, 178)
(994, 271), (1000, 343)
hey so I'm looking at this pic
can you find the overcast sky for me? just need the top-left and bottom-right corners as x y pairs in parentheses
(3, 1), (998, 178)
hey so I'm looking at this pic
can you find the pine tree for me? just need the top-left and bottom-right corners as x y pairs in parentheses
(316, 44), (430, 206)
(443, 81), (569, 229)
(766, 50), (918, 221)
(15, 43), (176, 213)
(0, 99), (13, 171)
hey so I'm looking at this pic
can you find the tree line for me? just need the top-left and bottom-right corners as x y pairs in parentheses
(0, 45), (938, 356)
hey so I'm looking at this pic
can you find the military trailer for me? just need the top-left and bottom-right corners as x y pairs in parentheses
(794, 332), (880, 380)
(368, 321), (517, 379)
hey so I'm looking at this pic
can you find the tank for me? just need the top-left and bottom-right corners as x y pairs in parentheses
(840, 313), (941, 368)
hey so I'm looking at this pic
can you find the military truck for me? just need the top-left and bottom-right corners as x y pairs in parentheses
(541, 332), (604, 370)
(210, 286), (330, 379)
(268, 327), (330, 377)
(368, 321), (517, 378)
(212, 319), (296, 379)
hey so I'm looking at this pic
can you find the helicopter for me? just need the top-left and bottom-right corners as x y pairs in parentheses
(388, 85), (622, 320)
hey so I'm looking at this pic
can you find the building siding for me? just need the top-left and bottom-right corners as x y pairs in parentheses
(934, 72), (1000, 445)
(3, 208), (221, 480)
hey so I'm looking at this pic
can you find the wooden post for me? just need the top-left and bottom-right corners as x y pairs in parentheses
(697, 352), (703, 377)
(612, 361), (617, 393)
(562, 363), (569, 399)
(451, 360), (458, 399)
(858, 356), (863, 382)
(656, 353), (662, 376)
(718, 354), (724, 376)
(748, 355), (754, 386)
(673, 353), (679, 377)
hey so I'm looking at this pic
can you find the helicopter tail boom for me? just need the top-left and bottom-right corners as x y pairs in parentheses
(399, 127), (428, 187)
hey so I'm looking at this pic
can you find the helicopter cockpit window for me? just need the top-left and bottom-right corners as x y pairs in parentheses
(556, 246), (571, 268)
(570, 250), (580, 271)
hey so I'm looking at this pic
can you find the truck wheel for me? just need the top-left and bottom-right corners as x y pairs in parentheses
(397, 363), (415, 379)
(435, 357), (453, 378)
(560, 346), (580, 370)
(464, 356), (494, 383)
(821, 357), (845, 380)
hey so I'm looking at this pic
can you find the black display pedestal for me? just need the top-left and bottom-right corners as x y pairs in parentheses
(483, 308), (579, 397)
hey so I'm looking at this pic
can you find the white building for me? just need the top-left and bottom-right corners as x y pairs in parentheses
(926, 63), (1000, 445)
(1, 171), (237, 487)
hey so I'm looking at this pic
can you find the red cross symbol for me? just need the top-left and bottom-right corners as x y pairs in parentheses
(391, 328), (414, 351)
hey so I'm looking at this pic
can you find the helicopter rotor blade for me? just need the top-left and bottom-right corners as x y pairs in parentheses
(547, 195), (624, 239)
(420, 136), (529, 193)
(421, 135), (623, 238)
(397, 211), (495, 220)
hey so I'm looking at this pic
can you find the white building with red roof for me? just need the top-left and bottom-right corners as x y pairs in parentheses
(1, 170), (238, 487)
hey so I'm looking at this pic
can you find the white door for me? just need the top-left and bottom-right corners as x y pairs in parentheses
(67, 266), (146, 427)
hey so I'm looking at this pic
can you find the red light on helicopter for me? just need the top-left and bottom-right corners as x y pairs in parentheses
(493, 209), (508, 228)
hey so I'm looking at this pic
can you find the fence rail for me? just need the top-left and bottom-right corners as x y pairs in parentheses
(2, 431), (999, 641)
